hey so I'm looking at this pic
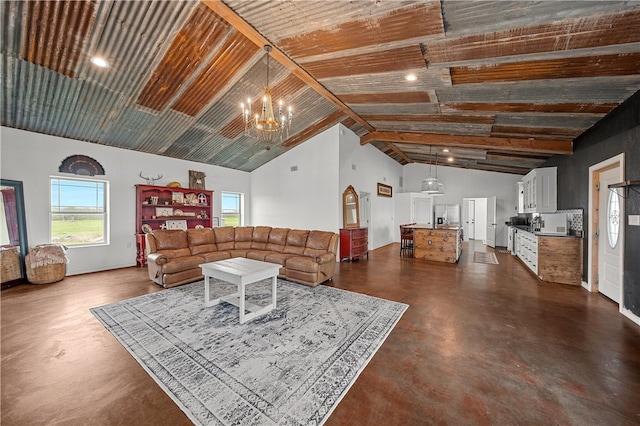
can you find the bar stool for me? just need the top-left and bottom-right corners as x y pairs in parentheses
(400, 224), (415, 256)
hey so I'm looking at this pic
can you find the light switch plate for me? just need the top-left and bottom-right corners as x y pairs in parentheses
(629, 215), (640, 226)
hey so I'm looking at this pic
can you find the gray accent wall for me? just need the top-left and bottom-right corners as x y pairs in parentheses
(542, 90), (640, 316)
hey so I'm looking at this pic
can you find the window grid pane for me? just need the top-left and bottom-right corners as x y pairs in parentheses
(50, 178), (108, 246)
(221, 192), (241, 227)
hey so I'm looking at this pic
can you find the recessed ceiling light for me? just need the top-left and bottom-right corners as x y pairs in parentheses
(90, 56), (109, 68)
(443, 149), (449, 152)
(447, 157), (454, 162)
(405, 73), (417, 82)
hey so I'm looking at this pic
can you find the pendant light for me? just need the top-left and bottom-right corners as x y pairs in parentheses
(421, 146), (445, 195)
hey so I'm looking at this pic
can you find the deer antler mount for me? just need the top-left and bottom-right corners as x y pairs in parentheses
(139, 172), (163, 185)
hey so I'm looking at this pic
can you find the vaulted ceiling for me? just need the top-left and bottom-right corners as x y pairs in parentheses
(2, 1), (639, 174)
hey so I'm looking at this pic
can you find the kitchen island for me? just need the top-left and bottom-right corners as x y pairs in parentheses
(411, 225), (462, 263)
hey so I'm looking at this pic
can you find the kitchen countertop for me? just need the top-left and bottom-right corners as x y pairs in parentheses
(407, 224), (461, 231)
(510, 225), (582, 238)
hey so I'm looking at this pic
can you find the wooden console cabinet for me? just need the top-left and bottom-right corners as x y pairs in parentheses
(537, 236), (583, 285)
(135, 184), (213, 265)
(340, 228), (368, 262)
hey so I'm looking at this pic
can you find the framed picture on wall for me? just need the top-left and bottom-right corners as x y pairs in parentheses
(377, 182), (392, 197)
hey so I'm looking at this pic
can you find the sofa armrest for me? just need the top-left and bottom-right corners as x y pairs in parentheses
(147, 253), (168, 265)
(314, 252), (335, 264)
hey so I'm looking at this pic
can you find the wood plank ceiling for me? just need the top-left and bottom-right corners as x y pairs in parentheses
(2, 1), (639, 174)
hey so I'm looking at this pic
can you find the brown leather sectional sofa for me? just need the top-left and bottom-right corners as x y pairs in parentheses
(145, 226), (339, 288)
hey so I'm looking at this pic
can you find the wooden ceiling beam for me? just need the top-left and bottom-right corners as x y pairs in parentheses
(201, 0), (375, 133)
(363, 114), (495, 124)
(384, 142), (413, 164)
(361, 131), (572, 155)
(282, 110), (346, 148)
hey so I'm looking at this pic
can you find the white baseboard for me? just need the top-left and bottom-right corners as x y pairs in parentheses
(621, 308), (640, 326)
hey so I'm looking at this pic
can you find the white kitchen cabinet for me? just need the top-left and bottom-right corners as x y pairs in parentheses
(516, 230), (538, 274)
(517, 182), (524, 214)
(522, 167), (557, 213)
(394, 193), (433, 240)
(507, 226), (515, 254)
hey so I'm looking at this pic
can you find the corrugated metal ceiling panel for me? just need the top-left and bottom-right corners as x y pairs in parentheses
(2, 0), (639, 175)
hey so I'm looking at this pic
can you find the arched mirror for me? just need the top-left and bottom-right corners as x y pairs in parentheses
(1, 179), (29, 288)
(342, 185), (360, 229)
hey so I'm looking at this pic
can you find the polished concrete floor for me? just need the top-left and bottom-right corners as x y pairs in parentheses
(2, 241), (639, 425)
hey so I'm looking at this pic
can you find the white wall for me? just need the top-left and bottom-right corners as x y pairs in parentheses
(1, 123), (524, 277)
(250, 126), (340, 232)
(0, 126), (251, 275)
(402, 163), (522, 247)
(251, 123), (403, 250)
(338, 124), (403, 249)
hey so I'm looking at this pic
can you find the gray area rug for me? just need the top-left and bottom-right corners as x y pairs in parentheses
(91, 279), (408, 425)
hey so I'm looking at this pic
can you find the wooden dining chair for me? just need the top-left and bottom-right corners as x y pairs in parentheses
(399, 224), (414, 256)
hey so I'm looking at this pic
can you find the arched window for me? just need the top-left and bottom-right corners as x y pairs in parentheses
(607, 189), (620, 249)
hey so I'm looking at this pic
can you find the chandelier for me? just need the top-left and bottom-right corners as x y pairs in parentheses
(421, 146), (445, 195)
(240, 45), (293, 150)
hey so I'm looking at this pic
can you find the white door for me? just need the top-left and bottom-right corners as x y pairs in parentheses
(468, 200), (475, 239)
(598, 168), (623, 303)
(413, 197), (432, 226)
(486, 196), (497, 248)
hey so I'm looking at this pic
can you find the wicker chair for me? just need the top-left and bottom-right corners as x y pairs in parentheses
(25, 244), (68, 284)
(1, 246), (22, 283)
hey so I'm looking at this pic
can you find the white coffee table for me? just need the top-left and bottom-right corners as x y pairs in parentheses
(199, 257), (281, 324)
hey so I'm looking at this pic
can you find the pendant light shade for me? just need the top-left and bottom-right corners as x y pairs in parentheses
(421, 177), (444, 194)
(421, 147), (445, 195)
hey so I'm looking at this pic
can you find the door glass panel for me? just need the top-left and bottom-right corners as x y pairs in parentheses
(607, 189), (620, 248)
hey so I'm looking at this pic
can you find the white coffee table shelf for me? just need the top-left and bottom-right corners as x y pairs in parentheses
(200, 258), (281, 324)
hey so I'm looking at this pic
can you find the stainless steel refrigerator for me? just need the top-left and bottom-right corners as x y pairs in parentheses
(435, 204), (460, 226)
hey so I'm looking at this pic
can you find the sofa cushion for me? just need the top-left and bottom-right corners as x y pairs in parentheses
(214, 227), (235, 251)
(303, 230), (335, 259)
(250, 226), (271, 249)
(234, 226), (254, 250)
(153, 230), (189, 250)
(264, 252), (297, 266)
(200, 251), (231, 263)
(265, 228), (289, 252)
(286, 256), (319, 273)
(228, 249), (249, 258)
(187, 228), (217, 254)
(283, 229), (309, 255)
(157, 248), (192, 259)
(162, 255), (205, 274)
(306, 230), (334, 250)
(246, 250), (272, 261)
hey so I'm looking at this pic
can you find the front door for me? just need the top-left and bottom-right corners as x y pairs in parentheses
(598, 167), (623, 303)
(486, 196), (497, 248)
